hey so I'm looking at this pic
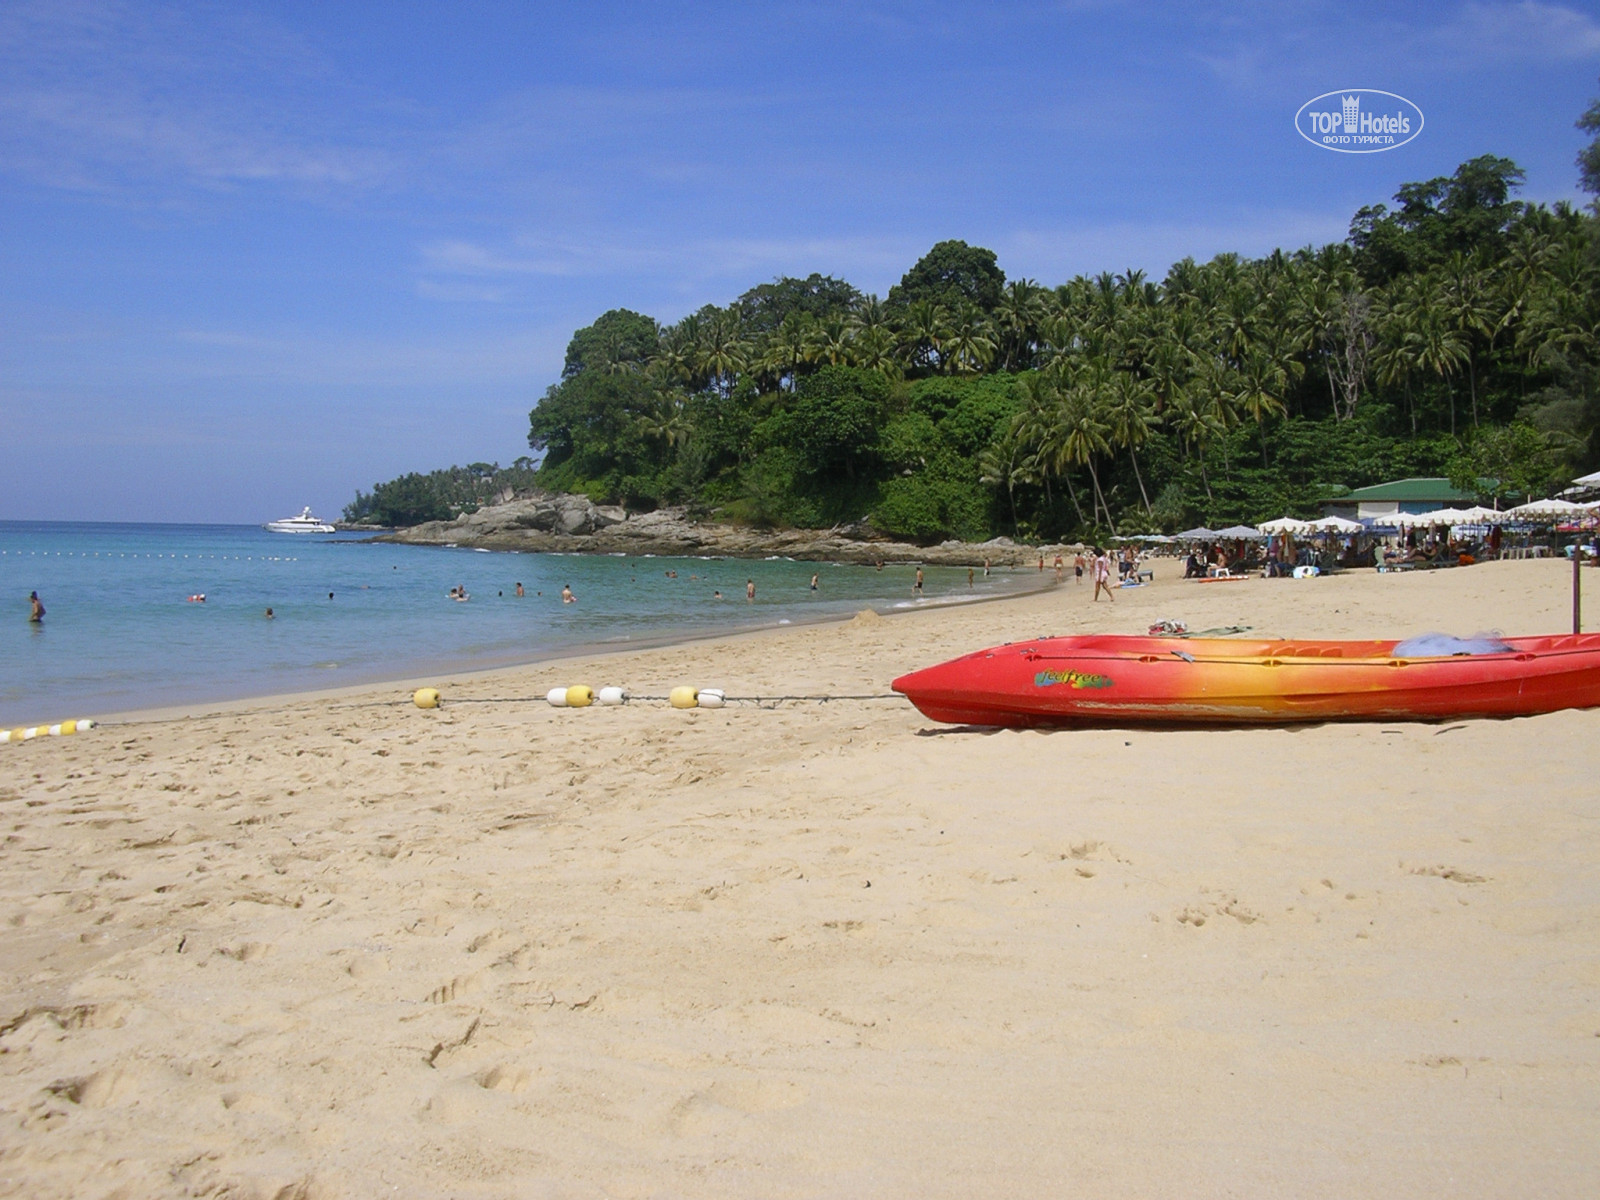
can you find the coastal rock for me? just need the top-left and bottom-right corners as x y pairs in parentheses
(376, 492), (1082, 566)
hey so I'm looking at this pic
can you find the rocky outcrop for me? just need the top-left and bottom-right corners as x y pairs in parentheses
(375, 491), (1082, 566)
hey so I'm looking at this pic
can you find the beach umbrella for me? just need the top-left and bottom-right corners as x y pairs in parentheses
(1409, 507), (1472, 525)
(1507, 498), (1586, 521)
(1310, 515), (1363, 533)
(1259, 516), (1312, 534)
(1175, 527), (1216, 540)
(1456, 506), (1504, 524)
(1213, 524), (1265, 539)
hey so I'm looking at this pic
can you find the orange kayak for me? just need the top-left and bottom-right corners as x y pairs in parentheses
(891, 633), (1600, 727)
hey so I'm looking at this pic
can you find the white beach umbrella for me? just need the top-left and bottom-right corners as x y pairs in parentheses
(1310, 515), (1363, 533)
(1213, 524), (1265, 539)
(1258, 516), (1312, 534)
(1507, 498), (1585, 521)
(1455, 506), (1504, 524)
(1175, 527), (1216, 540)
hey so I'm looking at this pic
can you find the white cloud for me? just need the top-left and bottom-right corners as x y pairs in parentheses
(1432, 1), (1600, 64)
(0, 0), (397, 196)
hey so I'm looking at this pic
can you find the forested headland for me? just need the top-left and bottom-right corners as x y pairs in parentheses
(347, 97), (1600, 542)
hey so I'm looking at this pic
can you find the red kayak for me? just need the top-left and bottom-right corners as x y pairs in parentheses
(891, 633), (1600, 727)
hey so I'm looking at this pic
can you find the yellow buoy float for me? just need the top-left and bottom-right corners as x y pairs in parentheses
(413, 688), (441, 709)
(669, 686), (699, 709)
(565, 685), (594, 708)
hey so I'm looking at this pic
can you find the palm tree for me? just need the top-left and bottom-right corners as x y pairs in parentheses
(1056, 374), (1116, 529)
(1011, 372), (1083, 525)
(942, 303), (996, 375)
(851, 324), (902, 379)
(1437, 252), (1494, 426)
(635, 391), (689, 459)
(760, 312), (812, 392)
(898, 300), (950, 374)
(702, 306), (748, 399)
(993, 279), (1047, 371)
(1103, 370), (1158, 514)
(806, 315), (854, 366)
(978, 433), (1039, 534)
(1233, 349), (1288, 466)
(1409, 295), (1470, 436)
(1372, 281), (1422, 434)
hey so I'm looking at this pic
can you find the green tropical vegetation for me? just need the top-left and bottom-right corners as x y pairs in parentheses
(351, 94), (1600, 541)
(344, 460), (540, 526)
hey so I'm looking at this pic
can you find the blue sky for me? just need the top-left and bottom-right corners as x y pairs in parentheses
(2, 0), (1598, 523)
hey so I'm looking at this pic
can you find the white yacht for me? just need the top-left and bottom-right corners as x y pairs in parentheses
(264, 507), (337, 534)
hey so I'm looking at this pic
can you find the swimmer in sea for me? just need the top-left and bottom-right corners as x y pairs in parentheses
(561, 584), (575, 604)
(265, 607), (274, 619)
(810, 573), (818, 591)
(746, 579), (755, 601)
(28, 591), (44, 623)
(515, 582), (524, 597)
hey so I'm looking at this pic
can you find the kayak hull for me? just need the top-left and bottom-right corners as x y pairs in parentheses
(891, 634), (1600, 727)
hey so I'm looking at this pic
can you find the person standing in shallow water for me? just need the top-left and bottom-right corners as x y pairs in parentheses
(746, 579), (755, 601)
(28, 591), (45, 622)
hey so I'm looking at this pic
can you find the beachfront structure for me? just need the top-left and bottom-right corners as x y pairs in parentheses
(1321, 477), (1478, 523)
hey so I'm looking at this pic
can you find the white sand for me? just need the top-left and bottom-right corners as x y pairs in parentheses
(1, 558), (1596, 1198)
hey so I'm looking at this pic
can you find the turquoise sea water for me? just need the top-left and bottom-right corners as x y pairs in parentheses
(0, 522), (1039, 724)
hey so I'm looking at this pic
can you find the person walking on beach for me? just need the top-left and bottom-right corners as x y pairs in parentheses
(561, 584), (575, 604)
(1074, 551), (1086, 584)
(746, 579), (755, 601)
(1091, 548), (1115, 603)
(28, 591), (44, 623)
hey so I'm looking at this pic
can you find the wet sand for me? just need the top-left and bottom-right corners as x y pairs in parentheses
(1, 558), (1596, 1197)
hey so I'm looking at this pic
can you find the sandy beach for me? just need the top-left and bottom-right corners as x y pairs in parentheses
(1, 557), (1596, 1198)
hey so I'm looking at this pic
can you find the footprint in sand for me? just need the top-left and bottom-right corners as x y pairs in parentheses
(347, 954), (389, 979)
(219, 942), (271, 962)
(426, 972), (484, 1004)
(51, 1064), (140, 1109)
(476, 1064), (531, 1093)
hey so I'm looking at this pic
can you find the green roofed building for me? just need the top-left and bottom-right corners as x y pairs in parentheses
(1321, 477), (1479, 522)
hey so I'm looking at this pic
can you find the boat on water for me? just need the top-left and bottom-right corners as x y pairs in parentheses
(892, 633), (1600, 727)
(263, 507), (336, 534)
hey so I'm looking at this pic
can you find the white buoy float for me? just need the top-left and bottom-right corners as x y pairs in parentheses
(546, 687), (570, 707)
(697, 688), (726, 709)
(597, 686), (629, 706)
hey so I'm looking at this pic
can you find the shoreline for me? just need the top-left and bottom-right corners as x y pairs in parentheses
(32, 571), (1062, 730)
